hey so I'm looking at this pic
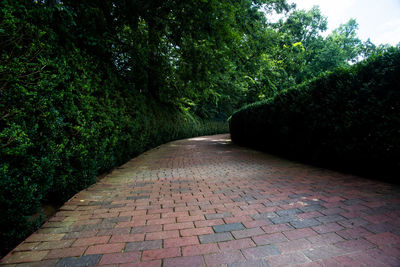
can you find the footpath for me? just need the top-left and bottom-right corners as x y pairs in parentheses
(1, 134), (399, 266)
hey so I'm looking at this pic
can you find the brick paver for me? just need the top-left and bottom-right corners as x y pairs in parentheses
(1, 134), (400, 266)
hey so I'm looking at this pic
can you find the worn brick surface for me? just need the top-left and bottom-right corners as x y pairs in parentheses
(145, 230), (179, 240)
(228, 259), (271, 267)
(85, 243), (124, 255)
(365, 232), (400, 245)
(213, 223), (245, 233)
(336, 226), (373, 240)
(218, 238), (256, 251)
(26, 234), (65, 242)
(1, 251), (49, 264)
(262, 224), (294, 234)
(120, 259), (161, 267)
(232, 227), (264, 239)
(283, 228), (318, 240)
(125, 240), (162, 251)
(72, 236), (110, 247)
(307, 233), (345, 246)
(182, 243), (219, 256)
(56, 254), (101, 267)
(275, 239), (312, 253)
(180, 227), (213, 237)
(303, 245), (344, 260)
(204, 251), (245, 266)
(266, 251), (310, 266)
(142, 247), (180, 261)
(205, 213), (232, 220)
(335, 239), (375, 252)
(199, 232), (234, 243)
(13, 242), (40, 252)
(45, 247), (85, 259)
(99, 251), (140, 265)
(290, 218), (321, 229)
(195, 219), (224, 228)
(164, 255), (204, 267)
(130, 225), (162, 234)
(177, 215), (205, 223)
(164, 222), (194, 231)
(164, 236), (198, 248)
(34, 240), (74, 250)
(2, 134), (400, 266)
(359, 247), (400, 266)
(243, 219), (271, 228)
(253, 232), (288, 245)
(312, 222), (344, 234)
(297, 211), (323, 220)
(109, 233), (144, 243)
(242, 244), (281, 259)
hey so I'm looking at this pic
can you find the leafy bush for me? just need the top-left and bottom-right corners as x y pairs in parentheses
(230, 48), (400, 180)
(0, 1), (227, 256)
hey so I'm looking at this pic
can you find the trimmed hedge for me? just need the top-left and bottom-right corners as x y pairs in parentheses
(0, 59), (227, 254)
(230, 48), (400, 180)
(0, 2), (227, 256)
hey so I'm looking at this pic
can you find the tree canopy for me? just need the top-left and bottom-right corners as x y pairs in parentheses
(3, 0), (387, 120)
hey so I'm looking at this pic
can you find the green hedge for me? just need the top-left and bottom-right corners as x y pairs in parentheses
(230, 48), (400, 180)
(0, 52), (227, 255)
(0, 2), (227, 255)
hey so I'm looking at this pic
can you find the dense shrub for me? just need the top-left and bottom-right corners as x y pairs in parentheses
(0, 1), (227, 255)
(230, 48), (400, 180)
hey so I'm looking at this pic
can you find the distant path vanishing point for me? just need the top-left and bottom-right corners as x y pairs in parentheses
(1, 134), (400, 266)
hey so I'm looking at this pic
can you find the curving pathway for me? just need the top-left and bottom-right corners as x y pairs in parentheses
(1, 134), (400, 266)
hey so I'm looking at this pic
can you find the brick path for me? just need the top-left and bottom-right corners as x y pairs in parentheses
(1, 134), (400, 266)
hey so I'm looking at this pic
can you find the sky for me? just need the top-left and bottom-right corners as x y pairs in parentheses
(289, 0), (400, 46)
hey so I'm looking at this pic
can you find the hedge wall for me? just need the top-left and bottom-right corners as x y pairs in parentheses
(0, 53), (227, 255)
(0, 2), (227, 255)
(230, 48), (400, 181)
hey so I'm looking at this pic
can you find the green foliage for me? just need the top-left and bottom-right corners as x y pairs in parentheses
(0, 0), (227, 255)
(1, 0), (396, 256)
(230, 48), (400, 180)
(257, 6), (390, 99)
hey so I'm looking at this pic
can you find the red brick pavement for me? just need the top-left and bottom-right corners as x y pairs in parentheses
(1, 134), (400, 266)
